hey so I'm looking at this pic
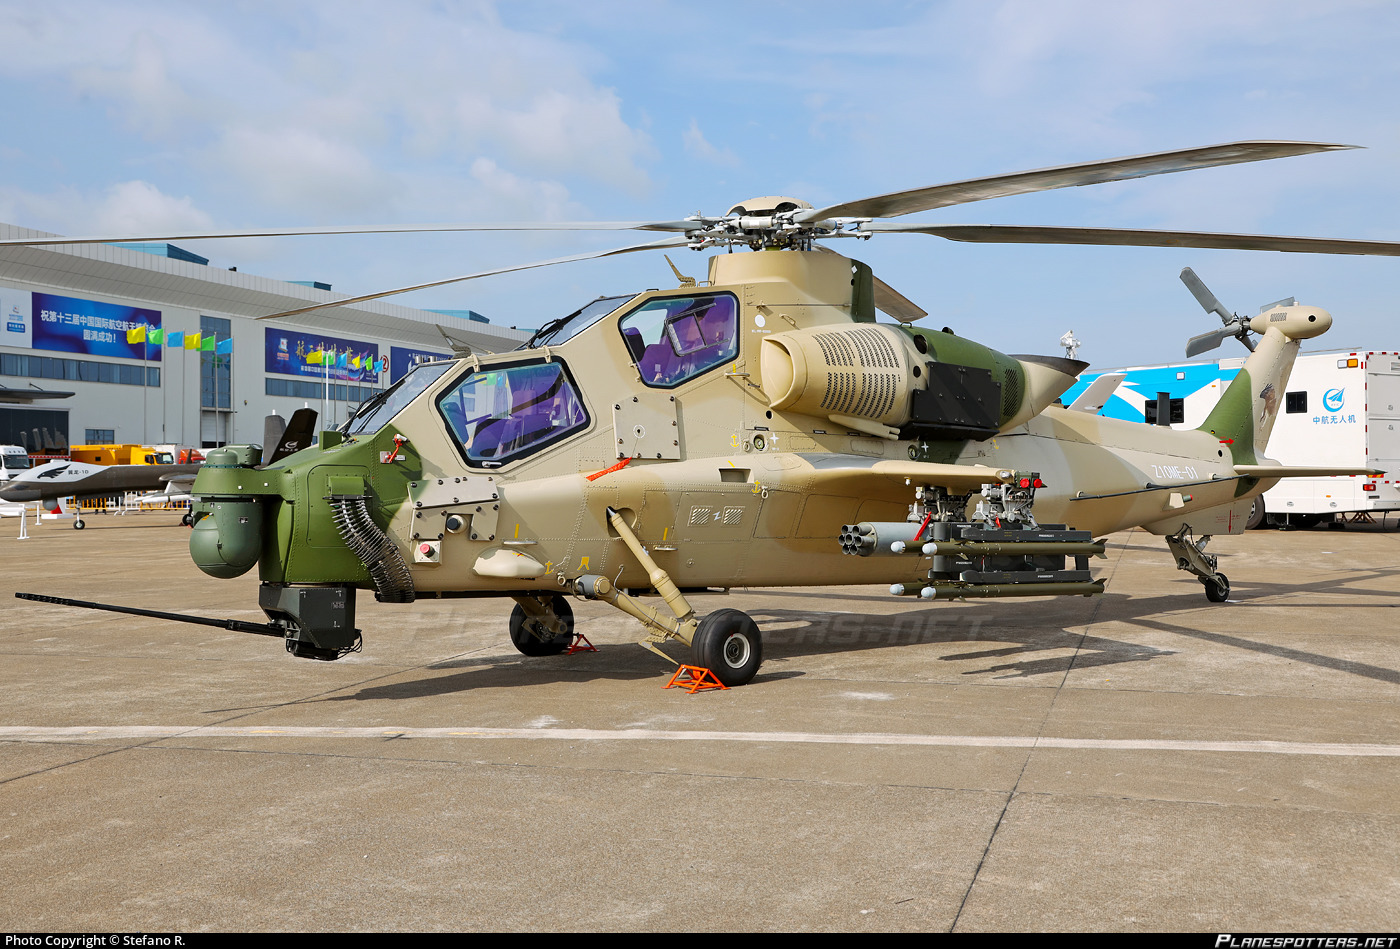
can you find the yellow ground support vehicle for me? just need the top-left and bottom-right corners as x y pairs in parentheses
(70, 444), (176, 466)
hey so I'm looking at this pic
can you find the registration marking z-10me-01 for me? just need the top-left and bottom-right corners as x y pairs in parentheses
(1151, 464), (1200, 481)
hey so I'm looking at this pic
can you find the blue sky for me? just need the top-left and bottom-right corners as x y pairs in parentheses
(1, 0), (1397, 368)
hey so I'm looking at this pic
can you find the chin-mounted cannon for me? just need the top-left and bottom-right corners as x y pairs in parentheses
(183, 443), (382, 661)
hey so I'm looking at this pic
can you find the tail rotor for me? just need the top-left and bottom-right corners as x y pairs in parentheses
(1181, 267), (1258, 357)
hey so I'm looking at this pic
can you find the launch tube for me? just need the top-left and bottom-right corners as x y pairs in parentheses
(920, 540), (1105, 557)
(839, 521), (931, 557)
(922, 581), (1104, 599)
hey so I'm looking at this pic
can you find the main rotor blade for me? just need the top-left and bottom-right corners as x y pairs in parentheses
(800, 142), (1355, 221)
(0, 221), (695, 248)
(254, 236), (690, 321)
(869, 222), (1400, 256)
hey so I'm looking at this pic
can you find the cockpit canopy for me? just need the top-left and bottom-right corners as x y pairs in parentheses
(618, 292), (739, 389)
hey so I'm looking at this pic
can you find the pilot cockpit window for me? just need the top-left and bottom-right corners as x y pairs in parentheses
(618, 292), (739, 389)
(437, 360), (589, 467)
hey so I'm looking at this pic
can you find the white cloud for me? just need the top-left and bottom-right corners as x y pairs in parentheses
(0, 3), (657, 218)
(463, 158), (577, 221)
(0, 180), (212, 238)
(683, 119), (739, 168)
(210, 126), (393, 217)
(90, 180), (213, 234)
(69, 31), (193, 137)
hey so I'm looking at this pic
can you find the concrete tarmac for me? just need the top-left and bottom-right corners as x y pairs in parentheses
(1, 509), (1398, 932)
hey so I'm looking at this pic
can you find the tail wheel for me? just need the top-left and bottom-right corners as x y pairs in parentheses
(691, 608), (763, 686)
(508, 595), (575, 656)
(1203, 573), (1230, 603)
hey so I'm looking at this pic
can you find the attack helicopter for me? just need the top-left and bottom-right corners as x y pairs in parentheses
(12, 141), (1398, 686)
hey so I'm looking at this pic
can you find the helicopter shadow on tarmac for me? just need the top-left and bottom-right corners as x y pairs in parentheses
(1128, 571), (1400, 687)
(324, 593), (1166, 702)
(746, 561), (1400, 685)
(321, 553), (1400, 703)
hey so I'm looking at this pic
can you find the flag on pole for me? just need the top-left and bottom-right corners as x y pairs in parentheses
(185, 333), (201, 350)
(148, 327), (164, 345)
(216, 338), (233, 355)
(167, 331), (184, 348)
(307, 349), (323, 365)
(337, 350), (348, 368)
(200, 335), (215, 352)
(126, 325), (146, 344)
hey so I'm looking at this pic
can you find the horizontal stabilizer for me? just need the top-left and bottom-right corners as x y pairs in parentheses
(1068, 373), (1125, 413)
(1234, 464), (1385, 478)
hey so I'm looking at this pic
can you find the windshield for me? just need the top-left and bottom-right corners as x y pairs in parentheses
(519, 294), (636, 349)
(2, 452), (30, 471)
(343, 360), (453, 436)
(438, 360), (589, 467)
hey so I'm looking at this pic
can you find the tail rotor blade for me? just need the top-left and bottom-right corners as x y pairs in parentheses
(1179, 268), (1234, 324)
(1185, 322), (1255, 358)
(1185, 326), (1235, 358)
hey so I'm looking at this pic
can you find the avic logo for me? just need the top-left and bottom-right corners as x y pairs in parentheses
(1323, 388), (1345, 412)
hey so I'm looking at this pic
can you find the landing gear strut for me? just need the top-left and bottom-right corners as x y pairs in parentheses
(1165, 526), (1230, 603)
(571, 506), (765, 686)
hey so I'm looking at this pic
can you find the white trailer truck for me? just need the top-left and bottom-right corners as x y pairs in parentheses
(0, 444), (31, 482)
(1062, 350), (1400, 528)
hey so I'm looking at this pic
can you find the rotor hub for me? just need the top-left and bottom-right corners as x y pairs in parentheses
(684, 195), (850, 250)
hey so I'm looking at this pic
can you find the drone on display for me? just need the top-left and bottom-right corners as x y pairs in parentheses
(13, 141), (1395, 686)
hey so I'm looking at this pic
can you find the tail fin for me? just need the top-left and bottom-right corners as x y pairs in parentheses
(1198, 303), (1332, 464)
(263, 407), (318, 466)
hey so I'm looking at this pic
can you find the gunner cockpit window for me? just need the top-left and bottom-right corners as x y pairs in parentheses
(618, 292), (739, 389)
(437, 360), (589, 468)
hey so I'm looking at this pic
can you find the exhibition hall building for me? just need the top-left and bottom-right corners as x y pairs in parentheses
(0, 222), (529, 453)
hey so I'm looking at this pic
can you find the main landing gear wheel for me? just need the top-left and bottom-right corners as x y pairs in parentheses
(508, 594), (575, 656)
(72, 519), (85, 530)
(181, 512), (193, 526)
(691, 608), (763, 686)
(1203, 573), (1230, 603)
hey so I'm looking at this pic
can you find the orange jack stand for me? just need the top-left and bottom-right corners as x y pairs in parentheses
(664, 664), (728, 693)
(566, 633), (597, 655)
